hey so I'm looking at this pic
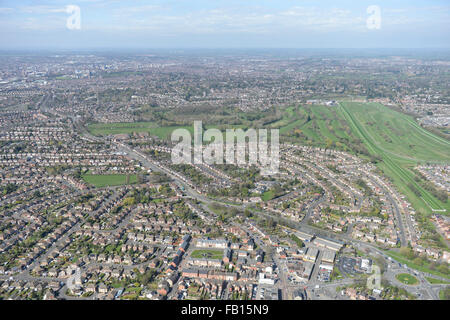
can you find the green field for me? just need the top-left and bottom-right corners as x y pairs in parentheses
(87, 122), (193, 140)
(338, 102), (450, 214)
(87, 105), (352, 148)
(82, 174), (137, 188)
(395, 273), (419, 285)
(190, 249), (223, 260)
(264, 101), (449, 215)
(87, 121), (247, 141)
(261, 190), (276, 202)
(271, 104), (358, 151)
(439, 287), (450, 300)
(426, 277), (450, 284)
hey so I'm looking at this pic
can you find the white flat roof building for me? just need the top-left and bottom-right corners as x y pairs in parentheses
(304, 247), (319, 262)
(322, 250), (336, 264)
(313, 237), (343, 252)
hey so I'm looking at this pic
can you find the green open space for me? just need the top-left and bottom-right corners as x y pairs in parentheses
(261, 190), (275, 202)
(87, 121), (193, 140)
(272, 104), (358, 152)
(261, 101), (449, 215)
(82, 173), (137, 188)
(426, 277), (450, 284)
(395, 273), (419, 285)
(338, 101), (449, 214)
(439, 287), (450, 300)
(190, 249), (223, 260)
(87, 121), (248, 141)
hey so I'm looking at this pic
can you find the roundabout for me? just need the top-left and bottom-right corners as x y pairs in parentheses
(395, 273), (419, 285)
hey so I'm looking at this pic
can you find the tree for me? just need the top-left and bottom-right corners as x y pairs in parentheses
(290, 234), (304, 248)
(437, 264), (449, 275)
(413, 257), (424, 266)
(325, 138), (333, 151)
(399, 246), (415, 260)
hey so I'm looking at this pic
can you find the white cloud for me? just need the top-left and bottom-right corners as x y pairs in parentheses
(20, 5), (67, 14)
(94, 6), (368, 35)
(0, 7), (14, 14)
(7, 4), (450, 35)
(112, 4), (162, 15)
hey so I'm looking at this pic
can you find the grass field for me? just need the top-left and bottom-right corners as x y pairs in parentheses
(261, 190), (275, 202)
(190, 249), (223, 260)
(87, 105), (352, 150)
(439, 287), (450, 300)
(426, 277), (450, 284)
(338, 102), (450, 214)
(264, 101), (449, 215)
(87, 121), (246, 141)
(395, 273), (419, 285)
(82, 174), (137, 187)
(271, 104), (358, 151)
(87, 122), (193, 140)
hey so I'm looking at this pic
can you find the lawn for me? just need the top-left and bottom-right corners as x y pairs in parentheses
(261, 190), (275, 202)
(395, 273), (419, 285)
(82, 174), (137, 188)
(87, 121), (194, 140)
(190, 249), (223, 260)
(426, 277), (450, 284)
(439, 287), (450, 300)
(208, 203), (230, 216)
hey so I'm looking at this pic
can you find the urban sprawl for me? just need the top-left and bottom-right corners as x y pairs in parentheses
(0, 51), (449, 300)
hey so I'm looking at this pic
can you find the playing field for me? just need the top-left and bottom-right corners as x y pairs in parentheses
(190, 249), (223, 260)
(395, 273), (419, 285)
(87, 122), (247, 141)
(87, 122), (194, 140)
(82, 174), (137, 187)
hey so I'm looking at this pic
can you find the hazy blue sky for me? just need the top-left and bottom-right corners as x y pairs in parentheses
(0, 0), (449, 49)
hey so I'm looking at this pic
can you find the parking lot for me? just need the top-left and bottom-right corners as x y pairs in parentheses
(338, 256), (361, 276)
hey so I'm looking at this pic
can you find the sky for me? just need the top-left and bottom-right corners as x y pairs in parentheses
(0, 0), (449, 50)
